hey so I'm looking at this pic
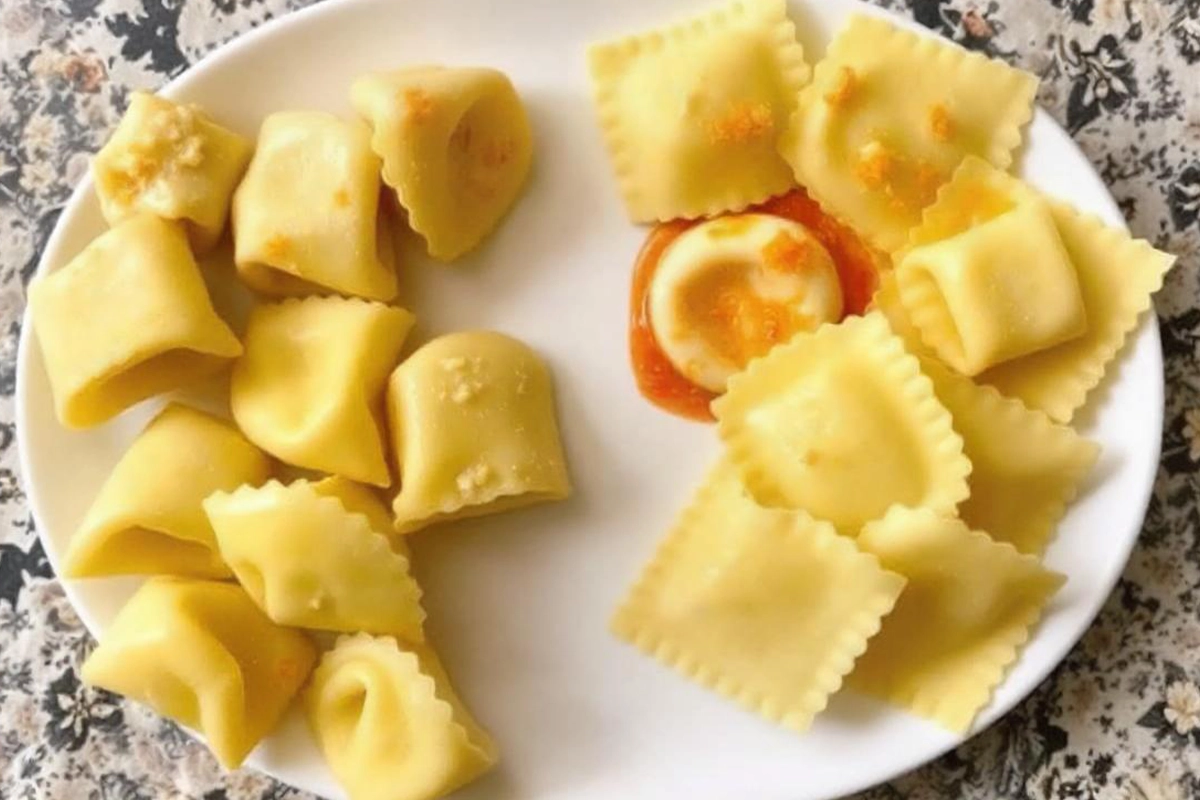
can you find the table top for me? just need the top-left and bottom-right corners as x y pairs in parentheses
(1, 0), (1198, 798)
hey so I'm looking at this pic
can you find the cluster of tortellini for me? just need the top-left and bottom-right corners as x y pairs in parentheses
(31, 65), (568, 800)
(590, 0), (1174, 734)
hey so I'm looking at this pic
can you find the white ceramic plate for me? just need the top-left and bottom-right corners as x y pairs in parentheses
(16, 1), (1163, 798)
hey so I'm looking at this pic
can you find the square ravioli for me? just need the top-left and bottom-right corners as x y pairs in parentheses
(922, 358), (1098, 555)
(780, 13), (1037, 252)
(613, 459), (905, 732)
(93, 92), (252, 253)
(903, 157), (1176, 422)
(714, 312), (971, 531)
(29, 214), (242, 428)
(850, 507), (1065, 732)
(588, 0), (809, 222)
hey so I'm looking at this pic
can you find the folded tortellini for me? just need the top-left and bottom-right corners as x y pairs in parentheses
(81, 577), (317, 769)
(204, 479), (425, 640)
(388, 331), (571, 534)
(352, 66), (533, 261)
(93, 91), (253, 253)
(29, 213), (243, 428)
(588, 0), (809, 222)
(63, 403), (271, 579)
(231, 296), (414, 487)
(304, 634), (498, 800)
(232, 111), (398, 300)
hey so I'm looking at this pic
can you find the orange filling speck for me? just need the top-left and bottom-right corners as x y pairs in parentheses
(403, 88), (435, 123)
(332, 188), (351, 208)
(824, 67), (858, 107)
(929, 104), (956, 141)
(263, 234), (292, 262)
(708, 101), (775, 145)
(854, 141), (895, 189)
(761, 231), (812, 275)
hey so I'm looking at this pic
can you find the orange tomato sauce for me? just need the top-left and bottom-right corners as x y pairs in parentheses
(629, 187), (882, 423)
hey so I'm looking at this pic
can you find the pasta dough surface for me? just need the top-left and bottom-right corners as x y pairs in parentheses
(352, 66), (533, 261)
(780, 13), (1037, 251)
(93, 91), (252, 253)
(231, 296), (414, 487)
(908, 157), (1176, 421)
(29, 214), (242, 428)
(613, 459), (905, 732)
(304, 634), (497, 800)
(898, 199), (1087, 376)
(232, 111), (398, 300)
(204, 480), (425, 640)
(714, 312), (971, 530)
(588, 0), (808, 222)
(63, 404), (271, 579)
(851, 507), (1065, 732)
(81, 577), (316, 769)
(388, 331), (571, 534)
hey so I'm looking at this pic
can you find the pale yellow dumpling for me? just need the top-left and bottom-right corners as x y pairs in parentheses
(304, 634), (497, 800)
(231, 296), (414, 487)
(232, 111), (398, 300)
(388, 331), (571, 534)
(588, 0), (808, 222)
(81, 577), (317, 769)
(714, 312), (971, 531)
(352, 66), (533, 261)
(205, 480), (425, 640)
(63, 404), (271, 579)
(93, 91), (252, 253)
(29, 214), (242, 428)
(310, 474), (409, 559)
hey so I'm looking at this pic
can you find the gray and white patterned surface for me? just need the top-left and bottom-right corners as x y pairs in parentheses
(0, 1), (1197, 798)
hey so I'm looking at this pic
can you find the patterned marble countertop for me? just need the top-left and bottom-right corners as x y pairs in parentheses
(1, 1), (1198, 798)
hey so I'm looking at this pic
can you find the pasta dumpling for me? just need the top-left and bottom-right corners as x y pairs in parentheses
(231, 296), (415, 487)
(29, 213), (242, 428)
(714, 312), (971, 531)
(63, 403), (271, 579)
(588, 0), (808, 222)
(850, 507), (1065, 732)
(304, 634), (497, 800)
(93, 91), (253, 253)
(81, 577), (317, 769)
(352, 66), (533, 261)
(310, 474), (409, 559)
(388, 331), (571, 534)
(613, 459), (906, 732)
(232, 111), (398, 300)
(204, 479), (425, 640)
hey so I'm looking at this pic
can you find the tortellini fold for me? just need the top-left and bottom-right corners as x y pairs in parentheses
(81, 577), (317, 769)
(304, 634), (498, 800)
(232, 111), (398, 300)
(204, 479), (425, 640)
(388, 331), (571, 534)
(29, 213), (243, 428)
(352, 66), (533, 261)
(93, 91), (253, 253)
(231, 296), (414, 487)
(63, 403), (271, 579)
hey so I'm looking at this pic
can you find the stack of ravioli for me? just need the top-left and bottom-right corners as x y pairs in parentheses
(590, 1), (1174, 732)
(30, 68), (570, 800)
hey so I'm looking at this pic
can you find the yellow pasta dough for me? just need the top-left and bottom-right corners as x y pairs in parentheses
(232, 111), (398, 300)
(304, 634), (497, 800)
(588, 0), (809, 222)
(388, 331), (571, 534)
(29, 214), (242, 428)
(93, 91), (253, 253)
(780, 13), (1038, 251)
(63, 404), (271, 579)
(906, 157), (1176, 421)
(310, 474), (409, 559)
(714, 312), (971, 531)
(81, 577), (317, 769)
(612, 459), (906, 732)
(351, 66), (533, 261)
(850, 507), (1065, 732)
(922, 359), (1098, 555)
(231, 296), (414, 487)
(898, 199), (1088, 376)
(204, 480), (425, 640)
